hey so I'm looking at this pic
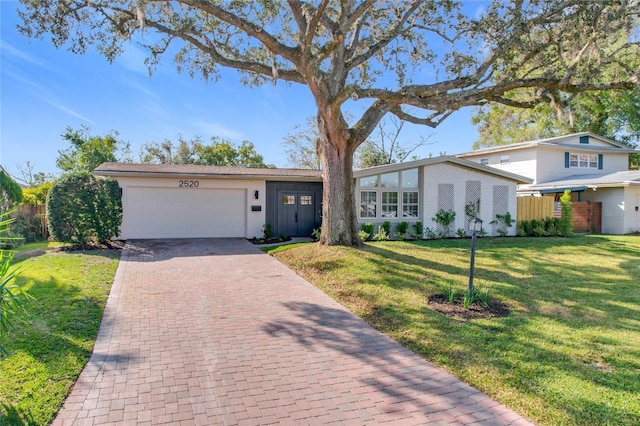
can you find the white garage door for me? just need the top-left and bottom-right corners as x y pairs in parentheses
(123, 187), (246, 239)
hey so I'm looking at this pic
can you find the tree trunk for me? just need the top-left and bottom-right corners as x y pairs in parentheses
(317, 119), (361, 247)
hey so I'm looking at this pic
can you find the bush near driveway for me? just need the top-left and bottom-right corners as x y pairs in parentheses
(46, 172), (122, 246)
(272, 236), (640, 426)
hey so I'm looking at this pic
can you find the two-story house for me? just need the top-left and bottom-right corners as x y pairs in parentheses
(457, 133), (640, 234)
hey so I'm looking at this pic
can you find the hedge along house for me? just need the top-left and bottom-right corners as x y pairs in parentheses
(353, 157), (532, 237)
(93, 163), (323, 239)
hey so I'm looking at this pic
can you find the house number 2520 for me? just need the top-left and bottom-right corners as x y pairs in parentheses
(178, 180), (199, 188)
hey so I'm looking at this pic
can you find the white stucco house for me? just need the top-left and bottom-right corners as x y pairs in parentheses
(457, 132), (640, 234)
(94, 156), (531, 240)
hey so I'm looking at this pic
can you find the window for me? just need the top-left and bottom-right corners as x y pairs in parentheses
(480, 158), (489, 166)
(358, 170), (420, 219)
(300, 195), (313, 205)
(380, 172), (399, 188)
(360, 191), (377, 218)
(282, 195), (295, 205)
(401, 169), (419, 187)
(499, 155), (510, 164)
(569, 153), (579, 167)
(382, 192), (398, 218)
(569, 153), (599, 169)
(403, 191), (419, 218)
(360, 176), (378, 187)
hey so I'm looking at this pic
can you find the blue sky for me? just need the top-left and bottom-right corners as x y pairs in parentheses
(1, 2), (480, 182)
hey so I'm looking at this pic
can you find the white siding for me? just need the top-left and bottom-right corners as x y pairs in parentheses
(623, 187), (640, 234)
(423, 163), (518, 236)
(582, 187), (625, 234)
(111, 176), (265, 239)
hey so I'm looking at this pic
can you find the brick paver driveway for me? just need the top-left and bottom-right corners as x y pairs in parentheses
(53, 239), (533, 425)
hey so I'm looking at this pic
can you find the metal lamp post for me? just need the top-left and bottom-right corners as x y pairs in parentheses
(468, 217), (483, 297)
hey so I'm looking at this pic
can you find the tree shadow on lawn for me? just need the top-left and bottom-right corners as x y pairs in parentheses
(296, 240), (640, 424)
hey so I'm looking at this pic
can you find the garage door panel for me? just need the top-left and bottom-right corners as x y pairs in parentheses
(124, 187), (246, 239)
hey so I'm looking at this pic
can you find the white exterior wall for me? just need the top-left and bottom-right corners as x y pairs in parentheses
(463, 147), (538, 182)
(111, 176), (265, 239)
(582, 187), (625, 234)
(423, 164), (519, 236)
(623, 187), (640, 233)
(536, 146), (629, 184)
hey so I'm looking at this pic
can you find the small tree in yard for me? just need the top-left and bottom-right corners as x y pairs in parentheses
(18, 1), (640, 246)
(559, 190), (574, 237)
(47, 173), (122, 246)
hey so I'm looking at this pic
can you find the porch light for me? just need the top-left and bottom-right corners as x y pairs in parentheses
(254, 190), (259, 200)
(468, 217), (483, 298)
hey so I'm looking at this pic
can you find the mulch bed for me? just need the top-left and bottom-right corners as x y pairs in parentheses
(59, 240), (126, 252)
(247, 237), (293, 245)
(428, 293), (511, 320)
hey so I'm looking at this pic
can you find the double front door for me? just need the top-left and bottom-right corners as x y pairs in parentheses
(277, 192), (317, 237)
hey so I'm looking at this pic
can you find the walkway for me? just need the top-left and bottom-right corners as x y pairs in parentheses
(53, 239), (533, 425)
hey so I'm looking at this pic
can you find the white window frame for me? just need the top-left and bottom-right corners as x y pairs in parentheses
(499, 155), (510, 164)
(357, 169), (420, 220)
(569, 153), (599, 169)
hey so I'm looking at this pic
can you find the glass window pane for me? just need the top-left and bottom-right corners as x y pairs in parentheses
(570, 154), (579, 167)
(589, 155), (598, 168)
(360, 176), (378, 187)
(402, 191), (419, 218)
(401, 169), (418, 188)
(381, 191), (398, 218)
(500, 155), (510, 164)
(359, 191), (377, 218)
(380, 172), (399, 188)
(300, 195), (313, 205)
(580, 154), (588, 168)
(282, 195), (295, 205)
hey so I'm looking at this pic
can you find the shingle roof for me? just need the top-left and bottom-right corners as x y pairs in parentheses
(527, 171), (640, 191)
(94, 162), (323, 180)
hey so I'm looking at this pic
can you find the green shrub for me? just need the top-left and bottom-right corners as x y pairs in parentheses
(395, 221), (409, 240)
(490, 211), (515, 237)
(0, 212), (30, 356)
(559, 190), (574, 237)
(47, 173), (122, 245)
(263, 223), (274, 239)
(360, 223), (374, 241)
(456, 228), (468, 238)
(382, 221), (391, 235)
(433, 209), (456, 238)
(373, 226), (389, 241)
(409, 221), (424, 240)
(358, 230), (371, 241)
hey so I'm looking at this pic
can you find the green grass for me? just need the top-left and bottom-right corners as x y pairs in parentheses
(272, 235), (640, 426)
(0, 249), (119, 425)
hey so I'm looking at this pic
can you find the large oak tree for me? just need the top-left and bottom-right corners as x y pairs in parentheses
(18, 1), (640, 245)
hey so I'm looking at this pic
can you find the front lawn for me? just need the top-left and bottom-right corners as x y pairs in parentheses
(272, 235), (640, 426)
(0, 249), (119, 425)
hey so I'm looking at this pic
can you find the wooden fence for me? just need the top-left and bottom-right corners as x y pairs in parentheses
(516, 196), (602, 233)
(517, 196), (554, 223)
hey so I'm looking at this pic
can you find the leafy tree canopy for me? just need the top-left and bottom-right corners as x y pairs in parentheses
(56, 126), (132, 173)
(140, 136), (274, 168)
(18, 1), (640, 245)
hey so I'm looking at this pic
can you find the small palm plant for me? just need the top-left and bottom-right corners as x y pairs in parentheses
(0, 212), (30, 356)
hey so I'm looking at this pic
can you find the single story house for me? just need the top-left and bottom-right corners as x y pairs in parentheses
(353, 157), (532, 237)
(93, 163), (323, 239)
(94, 157), (532, 240)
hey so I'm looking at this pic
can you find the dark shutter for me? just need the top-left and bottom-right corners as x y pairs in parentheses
(579, 135), (589, 144)
(565, 152), (570, 168)
(598, 154), (603, 170)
